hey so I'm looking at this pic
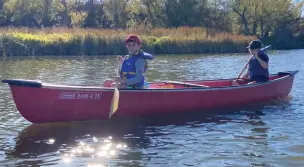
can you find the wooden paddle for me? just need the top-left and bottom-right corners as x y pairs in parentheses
(165, 81), (210, 88)
(237, 55), (253, 79)
(109, 59), (121, 118)
(237, 45), (271, 79)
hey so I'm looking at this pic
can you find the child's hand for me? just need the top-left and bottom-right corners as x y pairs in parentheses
(114, 76), (126, 84)
(117, 56), (124, 63)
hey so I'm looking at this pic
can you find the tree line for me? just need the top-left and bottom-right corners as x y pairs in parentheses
(0, 0), (302, 36)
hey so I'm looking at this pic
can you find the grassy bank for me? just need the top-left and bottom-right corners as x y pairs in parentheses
(0, 27), (286, 56)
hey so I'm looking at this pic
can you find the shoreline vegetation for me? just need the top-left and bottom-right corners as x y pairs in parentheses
(0, 0), (303, 57)
(0, 27), (303, 57)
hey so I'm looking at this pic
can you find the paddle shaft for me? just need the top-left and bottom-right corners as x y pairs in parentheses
(109, 58), (122, 118)
(165, 81), (209, 88)
(117, 56), (124, 76)
(237, 45), (271, 79)
(237, 55), (253, 79)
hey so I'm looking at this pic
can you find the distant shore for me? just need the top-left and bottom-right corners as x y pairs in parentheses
(0, 27), (302, 57)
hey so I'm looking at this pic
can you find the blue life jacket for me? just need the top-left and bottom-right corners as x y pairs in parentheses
(248, 50), (269, 79)
(120, 50), (153, 88)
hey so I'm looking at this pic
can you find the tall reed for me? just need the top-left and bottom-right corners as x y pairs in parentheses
(0, 27), (258, 56)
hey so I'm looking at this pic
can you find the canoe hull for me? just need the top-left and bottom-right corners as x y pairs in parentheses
(3, 71), (298, 123)
(9, 86), (116, 123)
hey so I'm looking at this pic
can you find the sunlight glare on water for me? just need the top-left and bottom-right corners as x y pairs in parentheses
(60, 136), (127, 166)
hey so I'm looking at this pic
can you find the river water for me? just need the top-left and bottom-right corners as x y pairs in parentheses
(0, 49), (303, 167)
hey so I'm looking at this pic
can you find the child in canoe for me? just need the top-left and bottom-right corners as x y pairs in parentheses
(104, 34), (153, 89)
(232, 40), (269, 85)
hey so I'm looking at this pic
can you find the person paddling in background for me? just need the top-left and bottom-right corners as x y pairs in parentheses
(232, 40), (269, 85)
(113, 34), (153, 89)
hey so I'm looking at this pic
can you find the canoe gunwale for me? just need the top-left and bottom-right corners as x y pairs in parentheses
(1, 79), (42, 88)
(149, 70), (299, 84)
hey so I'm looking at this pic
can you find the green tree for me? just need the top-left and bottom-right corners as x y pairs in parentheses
(141, 0), (167, 27)
(104, 0), (130, 28)
(57, 0), (72, 27)
(207, 0), (233, 32)
(82, 0), (98, 27)
(164, 0), (208, 27)
(41, 0), (53, 27)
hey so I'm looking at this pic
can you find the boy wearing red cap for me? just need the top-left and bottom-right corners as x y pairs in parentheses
(114, 34), (153, 89)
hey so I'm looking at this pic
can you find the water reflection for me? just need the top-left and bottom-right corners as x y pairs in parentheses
(4, 99), (292, 166)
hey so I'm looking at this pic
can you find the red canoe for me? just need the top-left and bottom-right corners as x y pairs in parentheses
(2, 71), (298, 124)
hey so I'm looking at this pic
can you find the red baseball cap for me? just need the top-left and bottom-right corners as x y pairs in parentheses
(125, 34), (141, 45)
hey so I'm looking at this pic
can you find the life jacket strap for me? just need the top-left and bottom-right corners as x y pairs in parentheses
(122, 72), (136, 75)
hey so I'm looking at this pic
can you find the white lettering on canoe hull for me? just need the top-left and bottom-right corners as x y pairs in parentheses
(59, 92), (102, 100)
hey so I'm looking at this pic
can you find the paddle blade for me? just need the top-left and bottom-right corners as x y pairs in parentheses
(109, 88), (119, 118)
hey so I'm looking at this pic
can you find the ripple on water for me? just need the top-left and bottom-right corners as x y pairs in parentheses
(0, 51), (303, 166)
